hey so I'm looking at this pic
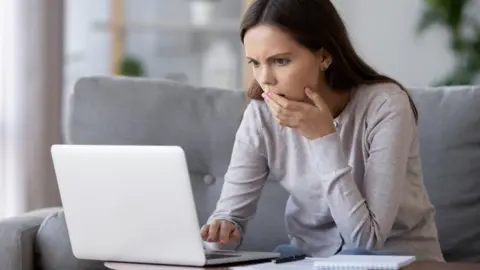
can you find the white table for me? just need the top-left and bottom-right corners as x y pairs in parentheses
(105, 262), (230, 270)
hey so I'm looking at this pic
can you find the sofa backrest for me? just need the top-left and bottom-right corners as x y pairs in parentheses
(69, 76), (480, 261)
(408, 85), (480, 262)
(69, 76), (291, 252)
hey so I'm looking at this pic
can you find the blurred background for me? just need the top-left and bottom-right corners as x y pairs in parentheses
(1, 0), (479, 218)
(63, 0), (480, 117)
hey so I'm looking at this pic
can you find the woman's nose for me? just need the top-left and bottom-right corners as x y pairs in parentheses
(257, 66), (276, 86)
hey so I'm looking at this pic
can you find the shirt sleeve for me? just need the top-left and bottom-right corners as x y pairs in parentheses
(307, 92), (416, 250)
(207, 101), (269, 248)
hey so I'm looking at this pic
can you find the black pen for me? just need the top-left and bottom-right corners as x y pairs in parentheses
(273, 254), (307, 264)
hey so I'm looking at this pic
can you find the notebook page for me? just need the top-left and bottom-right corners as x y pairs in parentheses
(314, 255), (416, 269)
(231, 255), (416, 270)
(231, 257), (316, 270)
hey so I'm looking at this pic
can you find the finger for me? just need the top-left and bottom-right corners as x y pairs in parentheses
(265, 103), (296, 127)
(230, 228), (241, 242)
(219, 221), (235, 244)
(265, 99), (299, 127)
(264, 98), (286, 117)
(305, 87), (328, 109)
(208, 221), (221, 242)
(200, 224), (210, 240)
(266, 92), (289, 108)
(262, 92), (281, 112)
(266, 92), (304, 111)
(278, 117), (298, 128)
(264, 96), (282, 119)
(264, 96), (293, 119)
(267, 106), (293, 127)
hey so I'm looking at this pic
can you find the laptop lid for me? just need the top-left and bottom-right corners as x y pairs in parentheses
(51, 144), (207, 266)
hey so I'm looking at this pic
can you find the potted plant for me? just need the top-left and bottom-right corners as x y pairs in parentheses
(417, 0), (480, 85)
(119, 55), (145, 77)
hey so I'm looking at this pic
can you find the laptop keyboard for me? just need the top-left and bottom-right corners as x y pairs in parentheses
(205, 253), (241, 259)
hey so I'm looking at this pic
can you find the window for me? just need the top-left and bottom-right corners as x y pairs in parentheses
(0, 0), (12, 218)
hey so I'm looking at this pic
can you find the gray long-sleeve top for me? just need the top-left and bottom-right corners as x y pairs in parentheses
(208, 83), (444, 262)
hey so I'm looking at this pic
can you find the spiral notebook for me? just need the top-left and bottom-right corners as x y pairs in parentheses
(314, 255), (416, 269)
(232, 255), (416, 270)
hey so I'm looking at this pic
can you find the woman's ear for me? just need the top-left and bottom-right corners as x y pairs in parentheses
(317, 48), (332, 71)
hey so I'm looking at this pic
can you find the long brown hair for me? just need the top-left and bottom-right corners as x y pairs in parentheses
(240, 0), (418, 121)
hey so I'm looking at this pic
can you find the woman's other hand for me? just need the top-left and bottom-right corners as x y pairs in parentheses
(200, 219), (241, 244)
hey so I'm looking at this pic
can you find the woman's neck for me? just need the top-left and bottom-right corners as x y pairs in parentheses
(316, 85), (351, 119)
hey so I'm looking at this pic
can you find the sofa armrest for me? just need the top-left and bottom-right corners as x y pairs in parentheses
(0, 207), (63, 270)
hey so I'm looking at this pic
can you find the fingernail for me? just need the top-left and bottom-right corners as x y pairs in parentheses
(267, 91), (273, 96)
(220, 240), (225, 244)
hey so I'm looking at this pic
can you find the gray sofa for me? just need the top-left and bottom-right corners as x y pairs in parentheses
(1, 76), (479, 270)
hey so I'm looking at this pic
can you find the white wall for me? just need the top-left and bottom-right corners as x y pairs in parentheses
(64, 0), (244, 90)
(64, 0), (467, 89)
(63, 0), (110, 140)
(332, 0), (456, 87)
(64, 0), (110, 92)
(123, 0), (244, 88)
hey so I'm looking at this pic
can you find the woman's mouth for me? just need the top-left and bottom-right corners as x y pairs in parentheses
(264, 87), (286, 97)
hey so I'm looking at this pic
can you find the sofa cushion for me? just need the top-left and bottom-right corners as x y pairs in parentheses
(409, 85), (480, 262)
(35, 210), (107, 270)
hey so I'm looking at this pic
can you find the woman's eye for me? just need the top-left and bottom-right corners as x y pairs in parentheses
(248, 60), (260, 67)
(274, 58), (291, 66)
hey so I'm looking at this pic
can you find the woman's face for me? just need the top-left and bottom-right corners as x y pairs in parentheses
(244, 24), (331, 102)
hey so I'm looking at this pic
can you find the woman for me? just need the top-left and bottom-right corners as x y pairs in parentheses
(200, 0), (444, 262)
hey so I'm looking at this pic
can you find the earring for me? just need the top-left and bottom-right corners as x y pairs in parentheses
(323, 59), (331, 71)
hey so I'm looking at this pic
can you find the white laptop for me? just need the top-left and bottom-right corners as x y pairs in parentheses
(51, 144), (280, 267)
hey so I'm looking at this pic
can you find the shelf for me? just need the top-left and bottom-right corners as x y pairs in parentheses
(92, 19), (240, 33)
(64, 51), (85, 65)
